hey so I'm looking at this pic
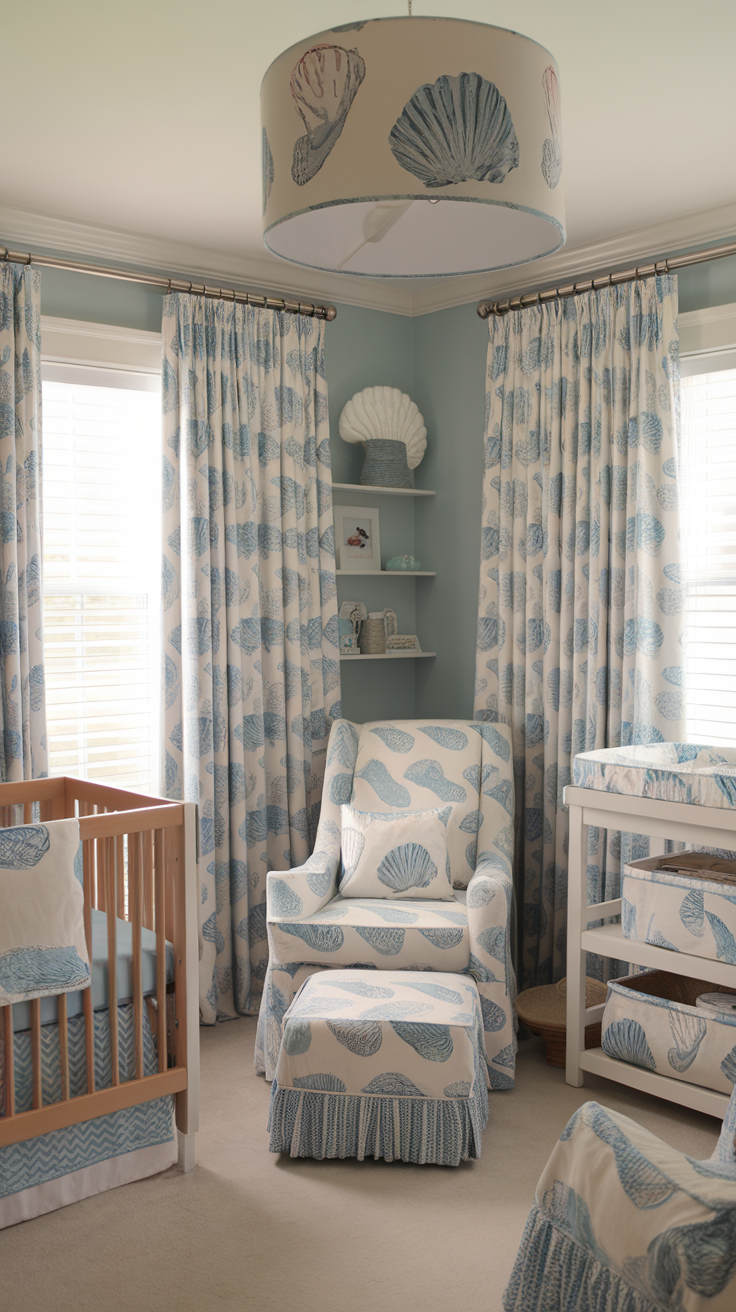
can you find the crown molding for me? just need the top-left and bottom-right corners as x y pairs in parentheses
(3, 200), (736, 322)
(0, 203), (415, 316)
(408, 201), (736, 317)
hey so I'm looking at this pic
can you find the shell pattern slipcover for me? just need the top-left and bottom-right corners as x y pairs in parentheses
(269, 969), (488, 1164)
(504, 1091), (736, 1312)
(255, 718), (517, 1087)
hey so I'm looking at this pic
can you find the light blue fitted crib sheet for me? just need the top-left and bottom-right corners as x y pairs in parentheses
(11, 909), (174, 1034)
(572, 744), (736, 809)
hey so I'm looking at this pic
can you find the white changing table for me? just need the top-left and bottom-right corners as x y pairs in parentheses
(565, 744), (736, 1118)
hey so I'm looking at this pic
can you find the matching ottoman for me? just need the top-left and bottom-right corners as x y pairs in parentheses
(268, 968), (489, 1165)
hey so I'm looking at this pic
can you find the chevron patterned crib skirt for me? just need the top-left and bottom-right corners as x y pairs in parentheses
(1, 1002), (175, 1208)
(268, 969), (489, 1165)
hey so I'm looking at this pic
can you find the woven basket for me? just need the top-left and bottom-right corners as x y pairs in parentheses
(516, 976), (608, 1068)
(359, 616), (388, 654)
(360, 439), (413, 489)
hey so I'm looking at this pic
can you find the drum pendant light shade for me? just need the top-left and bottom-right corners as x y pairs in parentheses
(261, 17), (565, 279)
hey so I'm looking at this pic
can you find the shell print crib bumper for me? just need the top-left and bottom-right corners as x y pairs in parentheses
(269, 969), (489, 1165)
(572, 743), (736, 806)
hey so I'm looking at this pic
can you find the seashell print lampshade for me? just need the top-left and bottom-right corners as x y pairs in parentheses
(261, 17), (565, 278)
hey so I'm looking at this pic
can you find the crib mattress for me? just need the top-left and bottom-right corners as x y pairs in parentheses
(572, 744), (736, 808)
(11, 910), (174, 1033)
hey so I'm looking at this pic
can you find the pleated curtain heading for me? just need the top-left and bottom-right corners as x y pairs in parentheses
(474, 276), (683, 990)
(161, 295), (340, 1023)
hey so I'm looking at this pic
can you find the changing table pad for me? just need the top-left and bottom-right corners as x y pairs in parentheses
(572, 744), (736, 808)
(11, 909), (175, 1033)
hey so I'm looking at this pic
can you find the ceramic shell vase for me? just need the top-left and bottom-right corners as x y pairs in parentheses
(339, 386), (427, 489)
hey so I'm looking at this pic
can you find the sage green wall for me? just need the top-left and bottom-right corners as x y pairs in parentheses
(413, 303), (486, 721)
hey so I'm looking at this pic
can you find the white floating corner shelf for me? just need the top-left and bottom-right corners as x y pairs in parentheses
(336, 570), (436, 577)
(339, 651), (436, 661)
(332, 483), (435, 498)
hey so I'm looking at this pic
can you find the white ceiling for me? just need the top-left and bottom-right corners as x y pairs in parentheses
(3, 0), (736, 314)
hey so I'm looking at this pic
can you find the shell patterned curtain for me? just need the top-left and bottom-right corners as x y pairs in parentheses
(474, 277), (683, 990)
(0, 264), (47, 782)
(162, 295), (340, 1023)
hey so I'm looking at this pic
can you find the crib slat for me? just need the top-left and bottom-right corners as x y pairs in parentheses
(106, 837), (119, 1086)
(23, 801), (32, 825)
(58, 993), (70, 1101)
(81, 803), (96, 1095)
(31, 999), (42, 1109)
(143, 830), (154, 930)
(131, 831), (144, 1080)
(2, 1005), (14, 1116)
(97, 819), (107, 912)
(116, 832), (125, 920)
(154, 829), (167, 1073)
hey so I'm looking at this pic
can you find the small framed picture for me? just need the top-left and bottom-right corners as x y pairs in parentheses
(336, 505), (381, 572)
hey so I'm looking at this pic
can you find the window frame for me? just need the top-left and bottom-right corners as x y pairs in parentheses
(40, 316), (164, 792)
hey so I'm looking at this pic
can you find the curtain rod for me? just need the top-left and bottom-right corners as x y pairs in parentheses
(0, 244), (338, 322)
(476, 238), (736, 318)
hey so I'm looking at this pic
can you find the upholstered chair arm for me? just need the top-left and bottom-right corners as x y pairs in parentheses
(266, 833), (341, 921)
(265, 717), (361, 922)
(467, 852), (517, 1086)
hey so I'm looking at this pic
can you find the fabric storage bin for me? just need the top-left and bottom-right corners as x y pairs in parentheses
(622, 855), (736, 963)
(601, 970), (736, 1095)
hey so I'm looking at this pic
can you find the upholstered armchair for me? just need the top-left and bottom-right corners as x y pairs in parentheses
(255, 718), (517, 1085)
(504, 1090), (736, 1311)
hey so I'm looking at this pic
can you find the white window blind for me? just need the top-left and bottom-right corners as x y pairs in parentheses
(680, 366), (736, 748)
(42, 377), (162, 790)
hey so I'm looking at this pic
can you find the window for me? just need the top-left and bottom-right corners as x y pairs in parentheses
(41, 320), (162, 791)
(680, 365), (736, 748)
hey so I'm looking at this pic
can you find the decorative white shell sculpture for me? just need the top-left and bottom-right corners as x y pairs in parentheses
(338, 386), (427, 470)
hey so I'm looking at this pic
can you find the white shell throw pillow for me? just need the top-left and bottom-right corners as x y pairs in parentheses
(339, 805), (454, 900)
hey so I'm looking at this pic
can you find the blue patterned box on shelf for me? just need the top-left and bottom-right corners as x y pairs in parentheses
(623, 855), (736, 964)
(268, 968), (489, 1165)
(572, 743), (736, 806)
(601, 970), (736, 1095)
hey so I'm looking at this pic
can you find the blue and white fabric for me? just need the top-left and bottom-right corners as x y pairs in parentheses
(0, 1000), (173, 1203)
(623, 856), (736, 966)
(0, 264), (47, 783)
(0, 1000), (158, 1117)
(601, 971), (736, 1096)
(0, 819), (88, 1005)
(10, 906), (175, 1032)
(255, 717), (517, 1086)
(269, 893), (471, 971)
(339, 804), (454, 899)
(574, 743), (736, 807)
(474, 277), (683, 991)
(503, 1091), (736, 1312)
(268, 968), (488, 1165)
(161, 294), (340, 1024)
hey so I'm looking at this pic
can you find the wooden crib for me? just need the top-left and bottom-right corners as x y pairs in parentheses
(0, 776), (199, 1173)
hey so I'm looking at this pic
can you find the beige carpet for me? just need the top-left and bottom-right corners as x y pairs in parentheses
(0, 1019), (720, 1312)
